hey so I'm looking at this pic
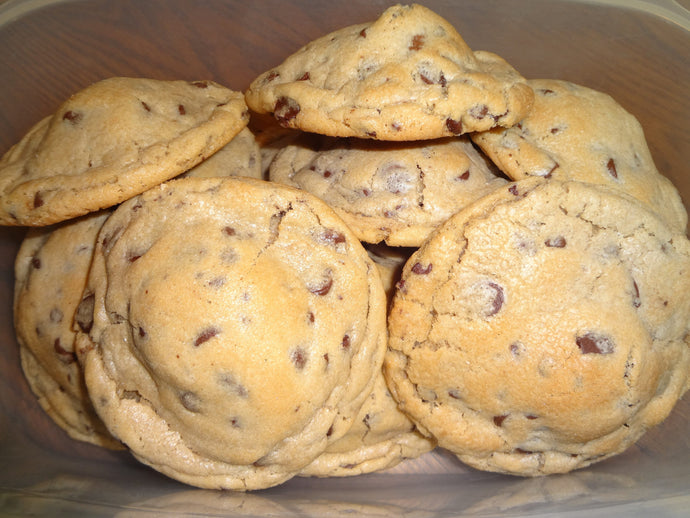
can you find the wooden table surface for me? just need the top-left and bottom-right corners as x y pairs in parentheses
(0, 0), (688, 513)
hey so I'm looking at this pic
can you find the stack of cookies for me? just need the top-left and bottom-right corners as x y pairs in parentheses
(3, 4), (689, 490)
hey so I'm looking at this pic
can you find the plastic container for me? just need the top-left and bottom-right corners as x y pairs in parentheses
(0, 0), (688, 515)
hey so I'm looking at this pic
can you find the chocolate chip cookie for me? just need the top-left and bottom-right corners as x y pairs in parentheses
(14, 211), (121, 449)
(76, 176), (388, 490)
(245, 4), (533, 141)
(471, 79), (687, 233)
(385, 177), (690, 476)
(269, 134), (507, 246)
(0, 77), (248, 226)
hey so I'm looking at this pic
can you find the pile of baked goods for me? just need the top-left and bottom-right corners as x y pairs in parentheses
(3, 4), (689, 490)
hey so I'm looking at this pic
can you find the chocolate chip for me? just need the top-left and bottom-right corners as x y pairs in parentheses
(179, 391), (202, 413)
(54, 338), (76, 364)
(445, 118), (463, 135)
(297, 72), (310, 81)
(265, 71), (280, 82)
(309, 270), (333, 296)
(30, 256), (41, 269)
(222, 226), (236, 236)
(409, 34), (425, 50)
(470, 104), (490, 119)
(290, 347), (308, 369)
(62, 110), (82, 124)
(576, 332), (615, 354)
(509, 341), (524, 358)
(484, 282), (504, 317)
(411, 262), (432, 275)
(632, 280), (641, 308)
(606, 158), (618, 179)
(75, 292), (95, 333)
(538, 88), (555, 95)
(141, 101), (151, 112)
(194, 326), (220, 347)
(447, 389), (462, 400)
(218, 372), (248, 398)
(545, 236), (567, 248)
(457, 170), (470, 181)
(509, 184), (519, 196)
(320, 228), (346, 246)
(49, 307), (63, 323)
(342, 334), (351, 350)
(274, 96), (300, 126)
(33, 192), (44, 209)
(493, 415), (508, 427)
(178, 104), (186, 115)
(359, 28), (367, 38)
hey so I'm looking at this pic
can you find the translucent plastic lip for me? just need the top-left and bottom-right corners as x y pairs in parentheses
(1, 0), (687, 28)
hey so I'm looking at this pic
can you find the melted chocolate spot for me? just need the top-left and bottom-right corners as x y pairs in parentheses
(180, 391), (202, 413)
(409, 34), (425, 51)
(411, 262), (432, 275)
(606, 158), (618, 179)
(54, 338), (76, 364)
(62, 110), (82, 124)
(632, 280), (641, 308)
(49, 307), (63, 323)
(485, 282), (504, 317)
(576, 332), (615, 354)
(194, 327), (220, 347)
(274, 96), (300, 126)
(445, 118), (463, 135)
(290, 347), (308, 369)
(545, 236), (567, 248)
(493, 415), (508, 427)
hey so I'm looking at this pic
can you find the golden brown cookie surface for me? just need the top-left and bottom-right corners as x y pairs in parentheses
(471, 79), (687, 233)
(245, 4), (533, 141)
(13, 211), (121, 449)
(385, 177), (690, 476)
(0, 77), (248, 226)
(269, 134), (507, 246)
(77, 176), (388, 490)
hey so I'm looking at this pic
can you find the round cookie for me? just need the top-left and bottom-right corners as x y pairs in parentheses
(471, 79), (687, 233)
(75, 176), (388, 490)
(13, 211), (121, 449)
(179, 127), (262, 180)
(269, 134), (507, 246)
(384, 177), (690, 476)
(299, 372), (435, 478)
(0, 77), (249, 226)
(245, 4), (533, 141)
